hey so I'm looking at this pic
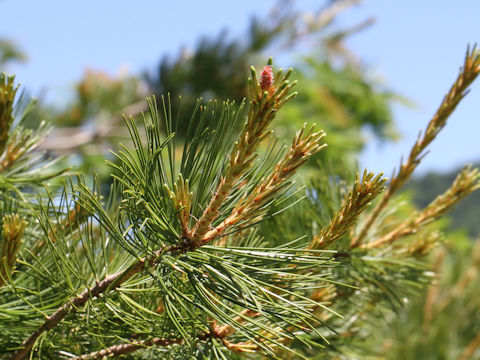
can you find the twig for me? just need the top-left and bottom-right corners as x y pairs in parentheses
(309, 170), (386, 249)
(202, 124), (327, 244)
(70, 338), (183, 360)
(70, 309), (259, 359)
(458, 331), (480, 360)
(11, 65), (298, 360)
(351, 46), (480, 248)
(12, 226), (261, 359)
(10, 246), (174, 360)
(362, 166), (480, 249)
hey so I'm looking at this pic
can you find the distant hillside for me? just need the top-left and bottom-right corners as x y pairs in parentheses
(404, 162), (480, 237)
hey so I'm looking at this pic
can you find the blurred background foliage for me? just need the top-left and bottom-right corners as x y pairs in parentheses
(405, 162), (480, 238)
(0, 38), (26, 67)
(1, 0), (479, 358)
(1, 0), (400, 179)
(375, 236), (480, 360)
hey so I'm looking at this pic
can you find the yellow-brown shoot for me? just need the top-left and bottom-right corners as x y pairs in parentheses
(310, 171), (386, 249)
(0, 74), (18, 155)
(352, 46), (480, 247)
(164, 174), (193, 238)
(363, 166), (480, 249)
(199, 124), (327, 245)
(407, 231), (443, 257)
(189, 63), (301, 247)
(0, 131), (32, 172)
(0, 75), (48, 174)
(0, 214), (27, 287)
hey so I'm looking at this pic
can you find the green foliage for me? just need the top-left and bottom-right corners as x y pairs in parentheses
(55, 69), (146, 128)
(1, 4), (480, 360)
(23, 69), (148, 181)
(1, 67), (342, 360)
(374, 237), (480, 360)
(1, 48), (479, 359)
(275, 58), (398, 169)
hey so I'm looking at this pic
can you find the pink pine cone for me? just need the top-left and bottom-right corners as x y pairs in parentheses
(260, 65), (274, 91)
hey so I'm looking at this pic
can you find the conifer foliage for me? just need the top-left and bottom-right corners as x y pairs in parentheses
(0, 48), (479, 359)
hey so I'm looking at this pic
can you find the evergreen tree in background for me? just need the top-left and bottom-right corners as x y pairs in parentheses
(0, 39), (26, 69)
(145, 0), (398, 166)
(16, 0), (398, 178)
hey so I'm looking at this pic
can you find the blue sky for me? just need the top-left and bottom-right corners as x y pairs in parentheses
(1, 0), (479, 177)
(338, 1), (480, 177)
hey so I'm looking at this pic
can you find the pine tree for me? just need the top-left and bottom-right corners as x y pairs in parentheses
(0, 46), (479, 360)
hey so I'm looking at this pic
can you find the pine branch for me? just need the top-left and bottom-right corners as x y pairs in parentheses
(352, 45), (480, 247)
(10, 245), (175, 360)
(309, 170), (386, 249)
(12, 187), (330, 360)
(72, 309), (260, 359)
(189, 64), (297, 248)
(8, 41), (479, 358)
(9, 65), (332, 359)
(0, 75), (67, 188)
(198, 124), (327, 246)
(363, 166), (480, 249)
(71, 337), (184, 360)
